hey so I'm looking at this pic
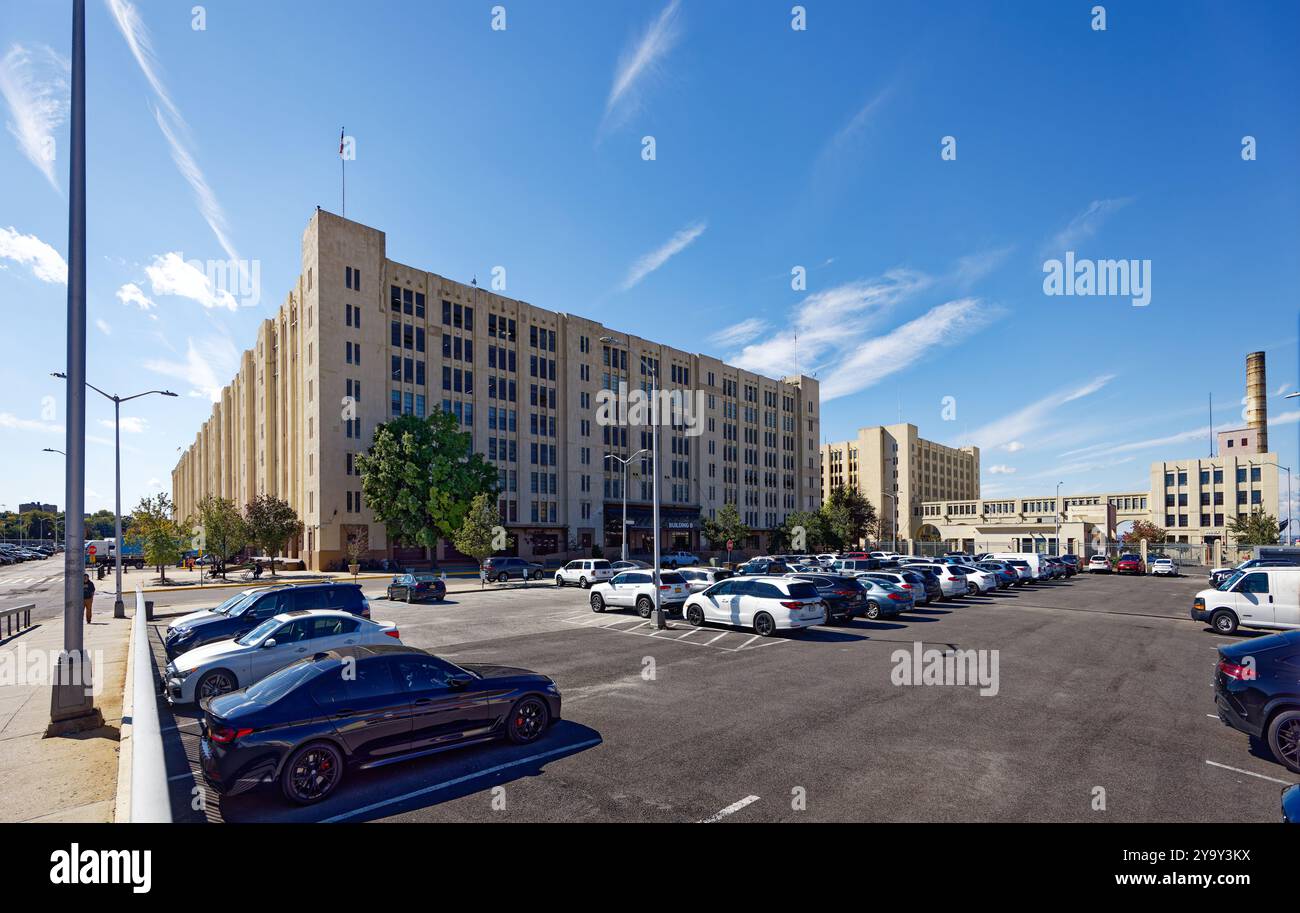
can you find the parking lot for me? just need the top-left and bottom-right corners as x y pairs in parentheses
(146, 570), (1295, 823)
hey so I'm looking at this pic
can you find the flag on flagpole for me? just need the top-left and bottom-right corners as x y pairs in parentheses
(339, 127), (345, 157)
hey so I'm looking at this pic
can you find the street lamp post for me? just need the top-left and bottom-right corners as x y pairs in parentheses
(605, 449), (649, 562)
(602, 336), (666, 629)
(1055, 481), (1063, 557)
(53, 373), (176, 619)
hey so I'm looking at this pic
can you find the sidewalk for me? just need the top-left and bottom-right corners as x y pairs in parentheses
(0, 599), (130, 822)
(130, 565), (486, 593)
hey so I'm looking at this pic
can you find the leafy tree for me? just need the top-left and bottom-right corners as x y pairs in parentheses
(192, 495), (248, 579)
(701, 502), (751, 557)
(85, 509), (120, 539)
(777, 510), (831, 552)
(1228, 511), (1280, 546)
(126, 493), (185, 582)
(821, 485), (876, 549)
(243, 494), (303, 576)
(453, 492), (511, 588)
(1121, 519), (1167, 544)
(355, 411), (498, 551)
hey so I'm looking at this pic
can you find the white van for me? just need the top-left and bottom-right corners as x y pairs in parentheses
(985, 552), (1047, 580)
(1191, 566), (1300, 635)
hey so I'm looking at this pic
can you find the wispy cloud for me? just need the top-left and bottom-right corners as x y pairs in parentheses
(0, 226), (67, 283)
(987, 464), (1017, 474)
(0, 44), (68, 191)
(144, 252), (236, 310)
(95, 318), (112, 335)
(603, 0), (682, 132)
(0, 412), (63, 433)
(620, 220), (705, 291)
(143, 335), (237, 402)
(1045, 198), (1132, 252)
(99, 416), (148, 434)
(106, 0), (239, 265)
(1063, 409), (1300, 461)
(710, 317), (767, 348)
(965, 374), (1116, 452)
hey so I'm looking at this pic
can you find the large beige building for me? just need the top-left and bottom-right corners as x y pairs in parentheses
(918, 491), (1149, 556)
(173, 209), (822, 569)
(821, 423), (979, 543)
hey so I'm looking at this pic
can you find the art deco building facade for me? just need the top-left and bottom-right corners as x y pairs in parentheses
(173, 210), (821, 569)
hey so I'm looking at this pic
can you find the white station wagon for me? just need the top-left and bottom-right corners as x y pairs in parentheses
(163, 609), (400, 704)
(554, 558), (615, 589)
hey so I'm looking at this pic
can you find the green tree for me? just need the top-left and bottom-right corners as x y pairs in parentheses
(1228, 511), (1280, 546)
(85, 509), (119, 539)
(243, 494), (303, 576)
(355, 411), (498, 552)
(777, 510), (831, 552)
(126, 493), (185, 582)
(1121, 519), (1167, 544)
(452, 492), (512, 588)
(821, 485), (877, 549)
(702, 502), (751, 558)
(192, 495), (248, 579)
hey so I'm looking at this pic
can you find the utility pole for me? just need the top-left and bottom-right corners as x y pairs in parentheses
(49, 0), (100, 735)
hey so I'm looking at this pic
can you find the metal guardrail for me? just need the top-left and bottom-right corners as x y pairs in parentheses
(0, 603), (33, 637)
(129, 586), (171, 823)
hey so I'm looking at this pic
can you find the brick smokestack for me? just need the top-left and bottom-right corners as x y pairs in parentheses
(1246, 351), (1268, 454)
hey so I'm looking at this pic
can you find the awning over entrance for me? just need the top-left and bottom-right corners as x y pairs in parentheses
(604, 505), (700, 532)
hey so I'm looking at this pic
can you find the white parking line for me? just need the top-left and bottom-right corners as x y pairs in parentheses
(699, 794), (760, 823)
(321, 738), (604, 822)
(704, 632), (728, 645)
(1204, 759), (1292, 785)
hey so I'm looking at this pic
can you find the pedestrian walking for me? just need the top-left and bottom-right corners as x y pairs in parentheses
(82, 572), (95, 624)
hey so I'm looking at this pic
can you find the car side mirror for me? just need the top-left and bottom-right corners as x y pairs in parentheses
(448, 676), (471, 690)
(261, 638), (277, 649)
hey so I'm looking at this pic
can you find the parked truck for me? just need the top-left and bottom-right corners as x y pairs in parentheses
(84, 538), (145, 569)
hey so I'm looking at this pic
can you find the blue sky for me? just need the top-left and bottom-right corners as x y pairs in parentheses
(1, 0), (1297, 517)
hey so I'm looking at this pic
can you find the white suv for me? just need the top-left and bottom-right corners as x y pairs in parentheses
(589, 570), (690, 617)
(682, 575), (826, 636)
(660, 551), (701, 568)
(555, 559), (615, 589)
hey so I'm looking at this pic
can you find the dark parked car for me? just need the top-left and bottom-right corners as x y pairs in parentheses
(199, 644), (562, 804)
(737, 557), (790, 575)
(165, 583), (370, 658)
(1213, 630), (1300, 774)
(482, 556), (544, 583)
(387, 572), (447, 603)
(1059, 555), (1080, 576)
(789, 573), (865, 622)
(1115, 554), (1145, 576)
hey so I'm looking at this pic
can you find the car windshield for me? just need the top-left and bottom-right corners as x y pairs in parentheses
(242, 661), (321, 704)
(784, 582), (819, 599)
(660, 572), (686, 585)
(1218, 570), (1246, 591)
(236, 618), (282, 646)
(212, 591), (255, 616)
(413, 573), (439, 582)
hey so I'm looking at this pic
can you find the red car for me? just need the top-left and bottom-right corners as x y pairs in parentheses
(1115, 554), (1145, 575)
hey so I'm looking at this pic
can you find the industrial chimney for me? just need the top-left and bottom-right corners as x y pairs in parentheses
(1245, 351), (1268, 454)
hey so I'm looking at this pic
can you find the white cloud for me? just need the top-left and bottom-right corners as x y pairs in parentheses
(0, 412), (63, 433)
(0, 226), (67, 283)
(620, 220), (705, 291)
(1046, 198), (1132, 252)
(965, 374), (1116, 452)
(143, 335), (237, 401)
(1004, 441), (1024, 453)
(710, 317), (767, 348)
(99, 416), (148, 434)
(1067, 409), (1300, 461)
(116, 281), (155, 310)
(145, 477), (163, 490)
(144, 251), (236, 310)
(987, 464), (1017, 474)
(603, 0), (682, 131)
(0, 43), (68, 191)
(95, 318), (112, 335)
(106, 0), (239, 265)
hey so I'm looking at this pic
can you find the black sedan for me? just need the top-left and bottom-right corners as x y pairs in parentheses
(386, 572), (447, 603)
(199, 644), (562, 804)
(1213, 630), (1300, 774)
(788, 573), (864, 623)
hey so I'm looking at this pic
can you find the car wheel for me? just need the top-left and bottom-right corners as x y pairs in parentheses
(864, 601), (881, 620)
(753, 612), (776, 637)
(281, 741), (344, 805)
(530, 570), (543, 581)
(579, 577), (589, 589)
(686, 604), (704, 627)
(636, 596), (654, 618)
(967, 583), (979, 596)
(1211, 610), (1238, 635)
(196, 669), (238, 700)
(506, 696), (550, 745)
(554, 575), (564, 587)
(497, 572), (509, 584)
(590, 593), (606, 613)
(1267, 710), (1300, 774)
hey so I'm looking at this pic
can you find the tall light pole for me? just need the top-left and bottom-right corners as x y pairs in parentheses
(49, 0), (97, 734)
(53, 373), (176, 618)
(605, 449), (648, 562)
(1054, 481), (1063, 556)
(602, 336), (666, 629)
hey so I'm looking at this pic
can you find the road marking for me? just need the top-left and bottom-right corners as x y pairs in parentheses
(704, 632), (728, 645)
(321, 738), (604, 822)
(699, 794), (760, 823)
(1204, 759), (1292, 785)
(736, 635), (762, 650)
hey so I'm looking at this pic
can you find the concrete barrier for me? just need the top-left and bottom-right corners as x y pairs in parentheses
(128, 586), (171, 823)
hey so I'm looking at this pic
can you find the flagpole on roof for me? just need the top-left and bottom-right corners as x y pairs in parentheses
(340, 126), (346, 218)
